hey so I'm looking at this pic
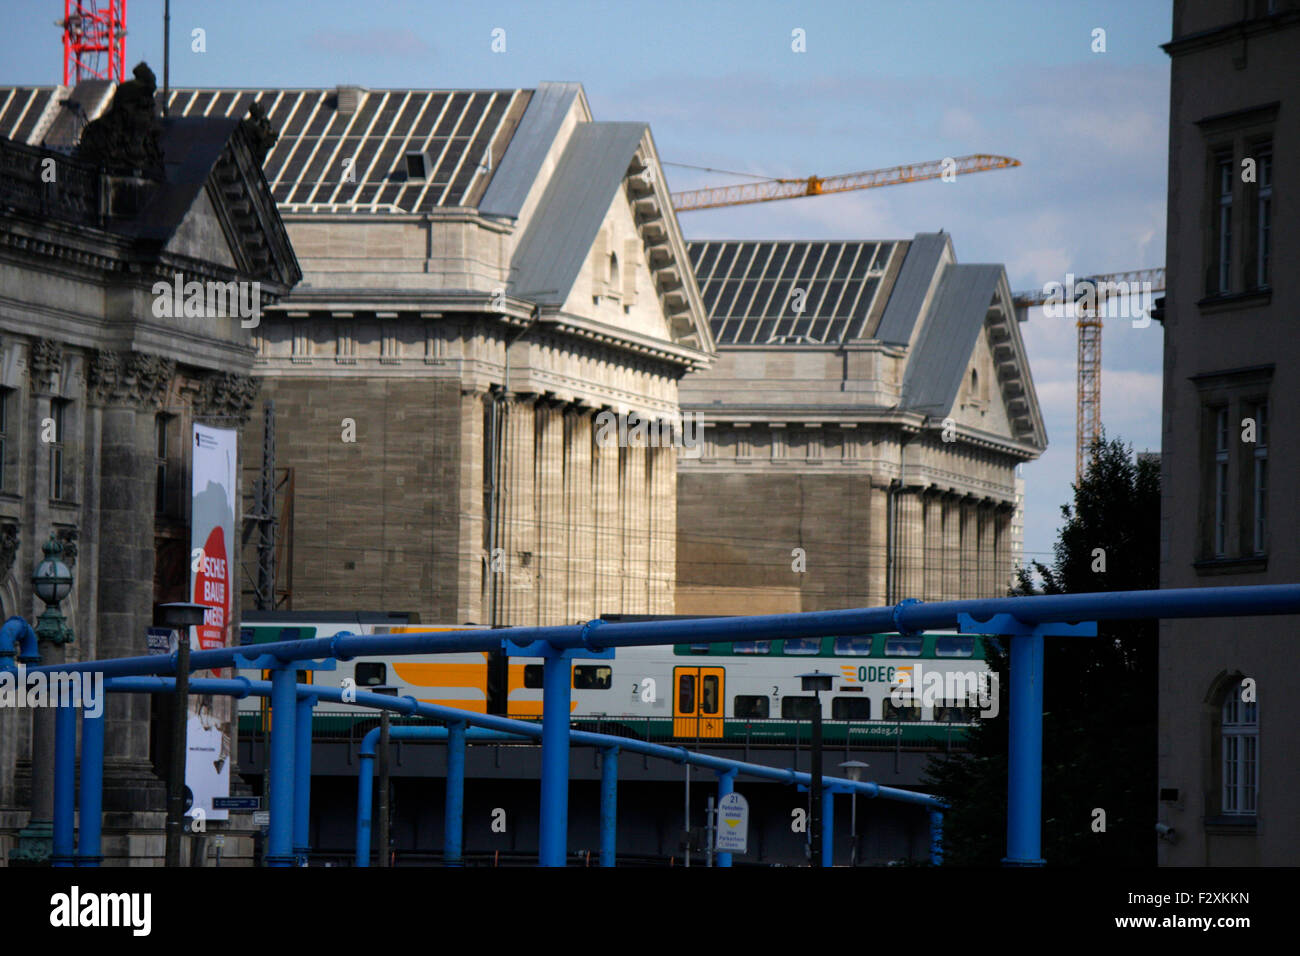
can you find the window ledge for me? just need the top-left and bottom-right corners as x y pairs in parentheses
(1205, 815), (1257, 832)
(1197, 289), (1272, 313)
(1193, 556), (1267, 576)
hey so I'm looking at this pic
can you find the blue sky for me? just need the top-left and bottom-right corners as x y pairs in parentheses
(4, 0), (1173, 569)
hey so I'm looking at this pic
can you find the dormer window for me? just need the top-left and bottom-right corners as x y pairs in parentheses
(405, 151), (430, 180)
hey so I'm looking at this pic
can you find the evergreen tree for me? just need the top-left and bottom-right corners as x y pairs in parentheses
(923, 435), (1159, 865)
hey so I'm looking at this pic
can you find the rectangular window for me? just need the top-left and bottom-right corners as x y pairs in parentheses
(833, 636), (874, 656)
(732, 640), (771, 655)
(0, 387), (9, 491)
(573, 665), (612, 690)
(882, 699), (921, 721)
(780, 696), (818, 720)
(1221, 689), (1259, 816)
(1253, 401), (1268, 554)
(677, 673), (695, 714)
(831, 696), (872, 720)
(354, 662), (387, 687)
(935, 635), (975, 658)
(1214, 153), (1233, 294)
(933, 702), (979, 722)
(700, 673), (719, 715)
(734, 695), (769, 719)
(49, 399), (68, 500)
(782, 637), (820, 655)
(1256, 148), (1272, 288)
(523, 664), (543, 689)
(1214, 406), (1229, 556)
(884, 635), (923, 657)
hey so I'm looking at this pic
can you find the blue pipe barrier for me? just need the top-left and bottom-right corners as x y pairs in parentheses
(445, 721), (466, 867)
(929, 810), (944, 866)
(600, 747), (618, 868)
(1005, 633), (1046, 865)
(539, 652), (572, 867)
(52, 703), (76, 867)
(294, 693), (316, 865)
(716, 769), (736, 868)
(267, 667), (297, 867)
(0, 615), (39, 663)
(77, 703), (104, 866)
(36, 585), (1300, 680)
(822, 787), (835, 868)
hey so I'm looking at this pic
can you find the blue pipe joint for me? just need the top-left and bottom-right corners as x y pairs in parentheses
(892, 598), (923, 636)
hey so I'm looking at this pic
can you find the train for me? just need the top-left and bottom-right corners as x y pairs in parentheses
(234, 612), (995, 748)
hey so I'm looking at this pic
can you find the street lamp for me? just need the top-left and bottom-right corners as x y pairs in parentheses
(799, 670), (833, 868)
(33, 534), (74, 644)
(840, 760), (871, 867)
(158, 601), (208, 868)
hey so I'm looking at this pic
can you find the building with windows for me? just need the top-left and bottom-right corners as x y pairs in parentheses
(676, 233), (1046, 614)
(0, 75), (300, 862)
(1157, 0), (1299, 864)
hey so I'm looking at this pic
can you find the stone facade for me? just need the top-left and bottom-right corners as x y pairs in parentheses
(1157, 0), (1300, 865)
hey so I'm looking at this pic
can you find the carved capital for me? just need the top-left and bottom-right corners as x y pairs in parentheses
(28, 338), (62, 395)
(56, 526), (78, 570)
(0, 522), (18, 579)
(88, 350), (176, 409)
(196, 372), (260, 425)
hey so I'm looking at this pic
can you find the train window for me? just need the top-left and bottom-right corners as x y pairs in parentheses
(689, 643), (711, 654)
(523, 664), (544, 688)
(783, 637), (821, 655)
(882, 699), (921, 721)
(884, 635), (923, 657)
(574, 665), (613, 690)
(833, 636), (874, 656)
(935, 635), (975, 658)
(934, 702), (979, 722)
(732, 641), (771, 654)
(734, 695), (769, 719)
(781, 696), (819, 719)
(832, 697), (872, 720)
(678, 673), (695, 713)
(355, 662), (387, 687)
(701, 674), (719, 714)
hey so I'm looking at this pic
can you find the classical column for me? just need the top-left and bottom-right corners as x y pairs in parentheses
(922, 491), (944, 603)
(620, 440), (649, 615)
(977, 503), (997, 598)
(498, 395), (537, 626)
(960, 497), (979, 600)
(564, 408), (594, 622)
(88, 350), (178, 814)
(535, 401), (565, 625)
(896, 489), (924, 601)
(941, 494), (962, 601)
(648, 440), (677, 615)
(995, 506), (1012, 595)
(592, 410), (621, 617)
(865, 479), (889, 607)
(457, 388), (487, 625)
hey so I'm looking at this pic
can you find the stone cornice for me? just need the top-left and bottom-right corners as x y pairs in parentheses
(28, 338), (63, 395)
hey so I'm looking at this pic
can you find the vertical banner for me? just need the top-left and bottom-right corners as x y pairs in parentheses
(190, 424), (237, 822)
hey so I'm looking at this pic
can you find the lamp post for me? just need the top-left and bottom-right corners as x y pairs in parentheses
(840, 760), (870, 867)
(159, 601), (208, 867)
(799, 670), (832, 868)
(10, 534), (75, 865)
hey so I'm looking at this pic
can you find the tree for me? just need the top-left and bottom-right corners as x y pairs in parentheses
(923, 435), (1159, 865)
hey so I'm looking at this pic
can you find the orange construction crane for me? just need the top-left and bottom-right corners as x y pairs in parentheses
(669, 154), (1021, 212)
(1013, 268), (1166, 480)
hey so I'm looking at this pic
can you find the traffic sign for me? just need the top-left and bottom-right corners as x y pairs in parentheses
(213, 796), (262, 811)
(252, 810), (270, 827)
(715, 792), (749, 854)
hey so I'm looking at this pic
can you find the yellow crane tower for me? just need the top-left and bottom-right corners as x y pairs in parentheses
(1013, 268), (1166, 480)
(668, 154), (1021, 212)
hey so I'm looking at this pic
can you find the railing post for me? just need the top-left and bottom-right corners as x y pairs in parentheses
(52, 703), (77, 868)
(599, 746), (618, 867)
(445, 721), (466, 867)
(265, 665), (296, 867)
(539, 649), (571, 867)
(929, 808), (944, 866)
(1004, 632), (1045, 866)
(715, 769), (736, 868)
(293, 692), (315, 866)
(77, 701), (104, 866)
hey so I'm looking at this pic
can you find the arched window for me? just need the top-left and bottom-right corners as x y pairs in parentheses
(1220, 679), (1258, 815)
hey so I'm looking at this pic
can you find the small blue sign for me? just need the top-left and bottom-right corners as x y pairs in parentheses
(213, 796), (262, 811)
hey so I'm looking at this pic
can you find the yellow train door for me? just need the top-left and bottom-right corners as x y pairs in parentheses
(673, 666), (724, 739)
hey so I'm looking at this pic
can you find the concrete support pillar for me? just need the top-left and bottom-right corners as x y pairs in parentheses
(896, 489), (924, 600)
(593, 415), (621, 616)
(942, 495), (961, 602)
(564, 408), (595, 622)
(535, 401), (565, 625)
(499, 396), (537, 626)
(647, 442), (676, 615)
(620, 442), (649, 614)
